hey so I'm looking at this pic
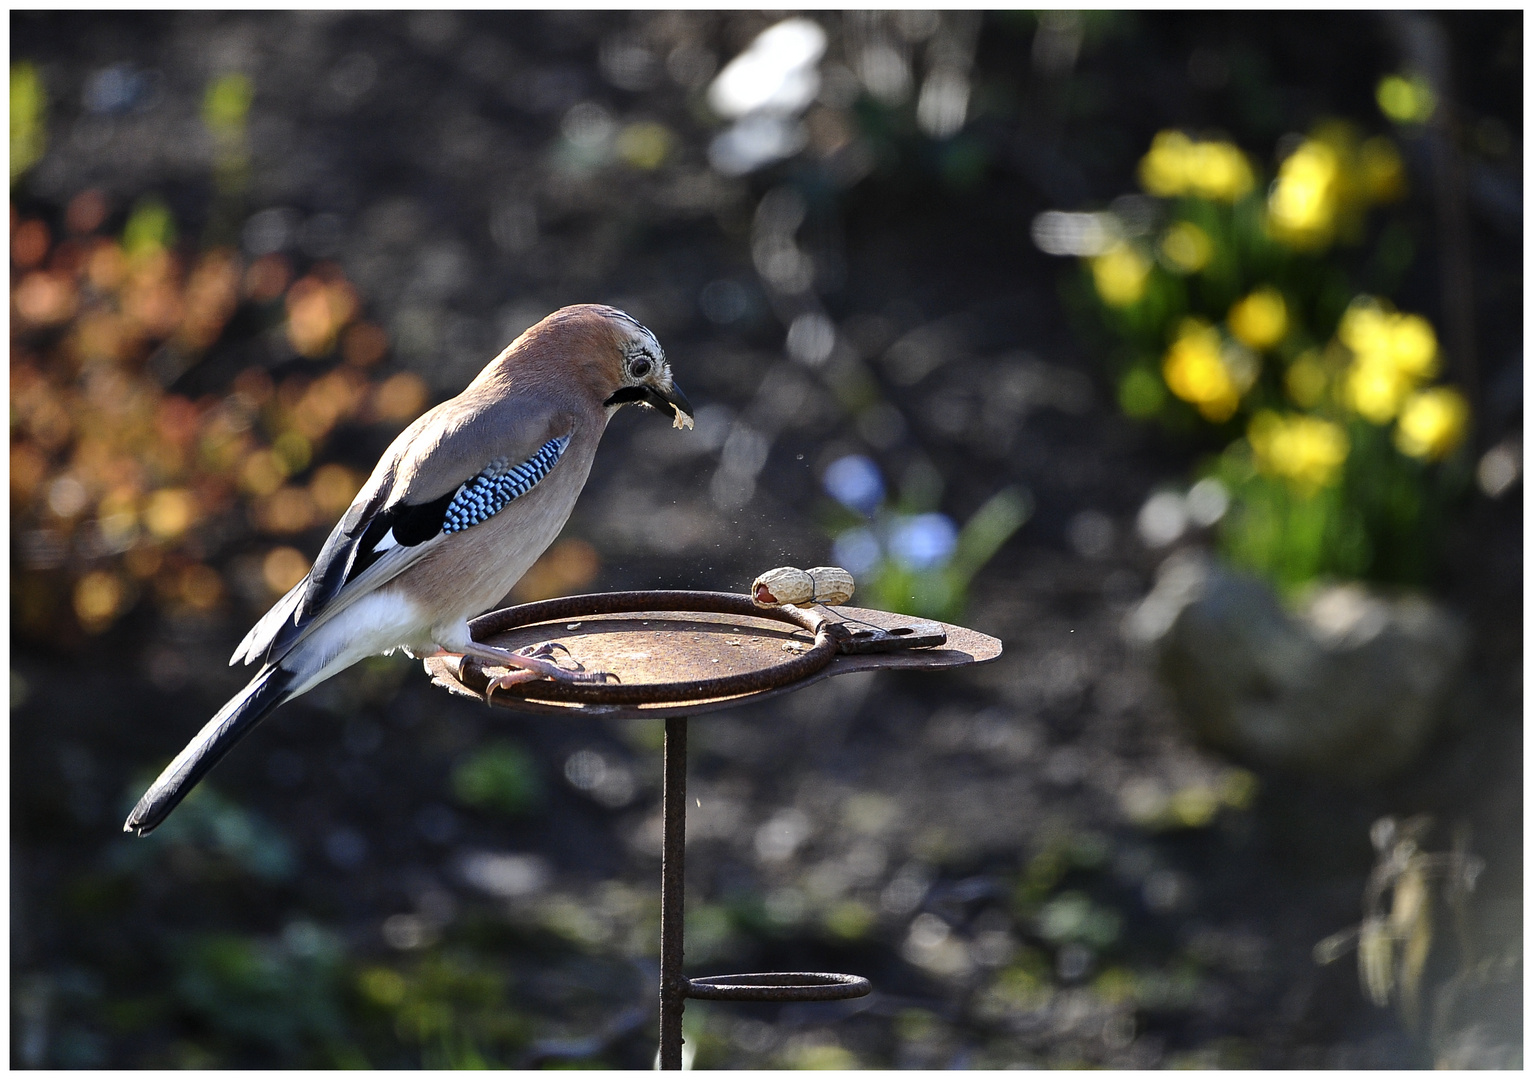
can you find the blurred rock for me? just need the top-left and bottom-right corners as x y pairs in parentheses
(1430, 955), (1523, 1069)
(1124, 550), (1468, 782)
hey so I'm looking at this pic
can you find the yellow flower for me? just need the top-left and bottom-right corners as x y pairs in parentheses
(1384, 314), (1437, 378)
(1266, 126), (1404, 250)
(1337, 298), (1439, 422)
(1187, 139), (1255, 201)
(1138, 130), (1253, 202)
(1227, 287), (1288, 350)
(1395, 386), (1469, 460)
(1163, 320), (1255, 423)
(1248, 411), (1349, 495)
(1344, 357), (1413, 423)
(1090, 243), (1150, 307)
(1340, 299), (1436, 379)
(1337, 298), (1390, 354)
(1139, 131), (1196, 197)
(1159, 221), (1213, 273)
(1376, 74), (1436, 125)
(1268, 139), (1341, 248)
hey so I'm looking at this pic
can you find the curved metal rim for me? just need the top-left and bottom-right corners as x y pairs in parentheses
(464, 591), (846, 705)
(682, 971), (872, 1002)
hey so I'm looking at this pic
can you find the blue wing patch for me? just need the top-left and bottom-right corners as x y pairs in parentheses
(273, 434), (573, 663)
(442, 435), (571, 533)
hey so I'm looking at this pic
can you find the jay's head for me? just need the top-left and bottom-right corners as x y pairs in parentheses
(499, 303), (693, 430)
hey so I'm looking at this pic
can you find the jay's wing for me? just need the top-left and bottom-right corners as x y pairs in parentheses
(232, 391), (575, 668)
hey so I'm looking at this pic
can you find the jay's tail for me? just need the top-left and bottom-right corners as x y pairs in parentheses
(124, 665), (297, 836)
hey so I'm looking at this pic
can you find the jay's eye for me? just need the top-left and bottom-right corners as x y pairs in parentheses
(630, 357), (652, 378)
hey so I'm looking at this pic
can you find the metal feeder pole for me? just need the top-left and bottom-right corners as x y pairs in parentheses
(658, 715), (689, 1070)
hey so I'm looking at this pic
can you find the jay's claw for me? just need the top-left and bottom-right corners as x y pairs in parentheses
(519, 641), (573, 662)
(484, 666), (547, 704)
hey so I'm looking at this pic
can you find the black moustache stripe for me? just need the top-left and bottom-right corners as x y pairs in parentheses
(604, 386), (651, 407)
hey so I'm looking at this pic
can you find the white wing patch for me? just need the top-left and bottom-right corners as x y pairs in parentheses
(371, 527), (400, 556)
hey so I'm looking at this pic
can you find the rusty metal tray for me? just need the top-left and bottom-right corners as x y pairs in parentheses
(423, 590), (1001, 719)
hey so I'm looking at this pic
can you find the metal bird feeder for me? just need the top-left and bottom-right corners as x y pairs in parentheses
(425, 589), (1001, 1069)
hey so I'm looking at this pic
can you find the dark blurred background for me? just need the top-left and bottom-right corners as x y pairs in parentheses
(10, 11), (1521, 1069)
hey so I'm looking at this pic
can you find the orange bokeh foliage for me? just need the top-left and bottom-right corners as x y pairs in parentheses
(11, 198), (408, 639)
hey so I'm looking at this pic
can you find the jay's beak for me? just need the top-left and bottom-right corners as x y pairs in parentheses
(606, 381), (695, 430)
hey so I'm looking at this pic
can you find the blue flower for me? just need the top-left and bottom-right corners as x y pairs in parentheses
(832, 527), (882, 577)
(888, 513), (958, 571)
(823, 455), (885, 517)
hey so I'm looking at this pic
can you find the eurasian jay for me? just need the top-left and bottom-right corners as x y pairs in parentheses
(124, 304), (693, 836)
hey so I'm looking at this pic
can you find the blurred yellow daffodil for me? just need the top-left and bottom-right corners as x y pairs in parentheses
(1227, 287), (1288, 350)
(1139, 130), (1254, 202)
(1267, 139), (1341, 248)
(1344, 359), (1413, 423)
(1394, 386), (1469, 460)
(1189, 139), (1255, 201)
(1090, 243), (1151, 307)
(1139, 131), (1195, 196)
(1338, 298), (1439, 422)
(1159, 220), (1213, 273)
(1248, 410), (1349, 495)
(1376, 74), (1436, 125)
(1163, 319), (1257, 423)
(1267, 126), (1406, 250)
(1339, 300), (1437, 378)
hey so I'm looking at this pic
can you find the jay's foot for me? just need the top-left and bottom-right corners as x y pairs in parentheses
(445, 640), (619, 693)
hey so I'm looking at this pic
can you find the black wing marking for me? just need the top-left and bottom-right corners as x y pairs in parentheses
(344, 488), (457, 583)
(254, 485), (452, 666)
